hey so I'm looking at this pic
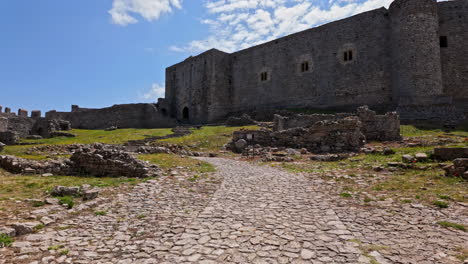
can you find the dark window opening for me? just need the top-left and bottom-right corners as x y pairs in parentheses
(260, 72), (268, 81)
(161, 108), (168, 116)
(182, 107), (189, 120)
(343, 50), (354, 62)
(301, 61), (310, 72)
(440, 36), (448, 48)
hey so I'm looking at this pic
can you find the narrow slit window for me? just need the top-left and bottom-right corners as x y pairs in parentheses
(301, 62), (309, 72)
(344, 52), (348, 62)
(440, 36), (448, 48)
(348, 50), (353, 61)
(260, 72), (268, 81)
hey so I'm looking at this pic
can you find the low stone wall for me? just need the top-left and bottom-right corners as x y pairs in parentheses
(46, 103), (177, 129)
(227, 117), (365, 154)
(0, 144), (161, 178)
(273, 106), (401, 142)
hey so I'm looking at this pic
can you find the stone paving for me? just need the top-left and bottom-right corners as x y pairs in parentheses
(1, 158), (467, 264)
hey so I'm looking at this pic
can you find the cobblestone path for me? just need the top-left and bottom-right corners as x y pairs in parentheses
(2, 158), (466, 264)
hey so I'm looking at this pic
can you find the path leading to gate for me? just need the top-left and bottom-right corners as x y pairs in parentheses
(3, 158), (466, 264)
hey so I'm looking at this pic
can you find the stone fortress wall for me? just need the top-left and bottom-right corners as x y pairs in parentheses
(45, 104), (176, 129)
(163, 0), (468, 124)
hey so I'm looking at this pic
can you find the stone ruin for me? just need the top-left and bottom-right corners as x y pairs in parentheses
(0, 106), (72, 146)
(227, 106), (401, 154)
(228, 117), (366, 154)
(273, 106), (401, 141)
(0, 144), (160, 178)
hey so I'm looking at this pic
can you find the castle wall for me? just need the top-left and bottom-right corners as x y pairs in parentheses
(438, 0), (468, 108)
(229, 8), (393, 113)
(46, 104), (176, 129)
(166, 49), (232, 123)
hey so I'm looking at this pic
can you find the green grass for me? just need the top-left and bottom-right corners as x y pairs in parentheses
(56, 196), (74, 209)
(438, 221), (466, 232)
(0, 169), (145, 202)
(161, 125), (259, 152)
(139, 153), (215, 174)
(3, 128), (172, 160)
(0, 233), (14, 247)
(340, 192), (352, 198)
(400, 124), (468, 137)
(48, 245), (65, 251)
(433, 200), (449, 209)
(94, 211), (107, 216)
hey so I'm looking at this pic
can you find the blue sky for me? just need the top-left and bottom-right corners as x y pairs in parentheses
(0, 0), (396, 113)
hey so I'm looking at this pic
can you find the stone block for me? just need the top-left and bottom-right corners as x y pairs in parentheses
(0, 226), (16, 237)
(51, 186), (81, 197)
(4, 107), (10, 113)
(415, 153), (428, 162)
(0, 142), (4, 152)
(433, 148), (468, 161)
(402, 155), (415, 163)
(12, 222), (40, 236)
(453, 158), (468, 168)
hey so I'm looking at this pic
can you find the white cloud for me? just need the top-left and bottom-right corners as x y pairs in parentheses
(172, 0), (393, 53)
(109, 0), (183, 26)
(140, 83), (165, 102)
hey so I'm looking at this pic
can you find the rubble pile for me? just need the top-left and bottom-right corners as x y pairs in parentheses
(443, 158), (468, 179)
(0, 144), (160, 178)
(227, 117), (365, 154)
(70, 144), (160, 178)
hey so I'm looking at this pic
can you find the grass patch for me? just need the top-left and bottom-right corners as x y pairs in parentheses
(0, 169), (144, 203)
(94, 211), (107, 216)
(3, 128), (172, 160)
(137, 214), (146, 219)
(59, 249), (69, 256)
(438, 221), (466, 232)
(340, 192), (352, 198)
(433, 200), (449, 208)
(139, 153), (215, 174)
(48, 245), (65, 251)
(161, 125), (259, 152)
(31, 200), (45, 207)
(56, 196), (74, 209)
(33, 224), (45, 231)
(0, 233), (14, 248)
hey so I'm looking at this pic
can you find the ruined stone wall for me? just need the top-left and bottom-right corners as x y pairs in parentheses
(46, 103), (176, 129)
(438, 0), (468, 109)
(0, 114), (36, 137)
(273, 106), (401, 141)
(229, 8), (393, 114)
(229, 117), (365, 153)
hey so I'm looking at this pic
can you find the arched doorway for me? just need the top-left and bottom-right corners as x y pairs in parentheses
(182, 107), (189, 120)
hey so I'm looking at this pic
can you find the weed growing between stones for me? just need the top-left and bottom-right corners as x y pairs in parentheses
(56, 196), (74, 209)
(433, 200), (449, 208)
(0, 233), (13, 247)
(438, 221), (466, 232)
(94, 211), (107, 216)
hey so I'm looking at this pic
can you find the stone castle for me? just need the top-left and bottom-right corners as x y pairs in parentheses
(159, 0), (467, 124)
(1, 0), (467, 130)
